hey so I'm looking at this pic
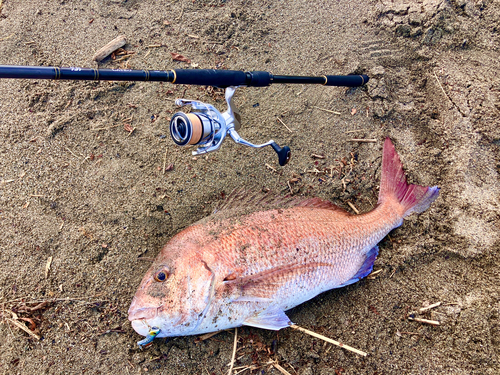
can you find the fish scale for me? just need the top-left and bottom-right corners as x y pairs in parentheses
(129, 138), (439, 340)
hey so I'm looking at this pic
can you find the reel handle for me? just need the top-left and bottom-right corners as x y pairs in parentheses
(271, 143), (291, 166)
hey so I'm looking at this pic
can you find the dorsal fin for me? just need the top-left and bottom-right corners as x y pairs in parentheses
(210, 189), (351, 220)
(295, 197), (351, 215)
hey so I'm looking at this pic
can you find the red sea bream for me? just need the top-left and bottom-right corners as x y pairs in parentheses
(128, 138), (439, 340)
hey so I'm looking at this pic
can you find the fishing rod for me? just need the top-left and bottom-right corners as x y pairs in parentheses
(0, 65), (369, 166)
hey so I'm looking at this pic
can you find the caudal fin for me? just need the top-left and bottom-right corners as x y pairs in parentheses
(378, 138), (439, 218)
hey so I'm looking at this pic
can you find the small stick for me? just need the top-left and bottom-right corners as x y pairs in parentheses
(125, 127), (136, 137)
(312, 106), (341, 115)
(1, 179), (15, 184)
(176, 3), (184, 21)
(6, 318), (41, 340)
(0, 33), (15, 41)
(408, 317), (440, 326)
(347, 202), (360, 214)
(287, 180), (293, 195)
(367, 269), (382, 279)
(276, 117), (292, 132)
(433, 72), (449, 101)
(311, 154), (325, 159)
(348, 139), (377, 143)
(2, 295), (107, 304)
(194, 330), (222, 343)
(345, 129), (365, 133)
(92, 124), (122, 131)
(272, 362), (292, 375)
(265, 163), (277, 173)
(227, 327), (238, 375)
(419, 302), (442, 313)
(290, 324), (367, 357)
(115, 55), (133, 63)
(162, 149), (168, 174)
(65, 147), (81, 159)
(45, 256), (53, 279)
(93, 35), (127, 62)
(147, 44), (163, 48)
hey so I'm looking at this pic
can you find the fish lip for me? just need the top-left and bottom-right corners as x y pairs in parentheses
(130, 319), (150, 337)
(128, 306), (159, 321)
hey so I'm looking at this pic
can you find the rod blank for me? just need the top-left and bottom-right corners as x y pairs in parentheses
(0, 65), (369, 88)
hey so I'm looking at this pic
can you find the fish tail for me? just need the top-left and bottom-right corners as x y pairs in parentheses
(378, 138), (439, 218)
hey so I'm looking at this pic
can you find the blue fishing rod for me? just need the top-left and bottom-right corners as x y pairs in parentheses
(0, 65), (369, 166)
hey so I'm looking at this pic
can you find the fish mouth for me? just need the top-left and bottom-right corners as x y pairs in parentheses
(130, 319), (151, 337)
(128, 306), (159, 321)
(129, 306), (167, 337)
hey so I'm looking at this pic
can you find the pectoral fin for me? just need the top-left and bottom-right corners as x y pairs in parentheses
(222, 262), (333, 302)
(243, 306), (292, 330)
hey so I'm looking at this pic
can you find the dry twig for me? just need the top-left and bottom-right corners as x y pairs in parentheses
(408, 316), (440, 326)
(6, 318), (40, 340)
(290, 325), (367, 356)
(348, 139), (377, 143)
(312, 106), (341, 115)
(227, 327), (238, 375)
(93, 35), (127, 62)
(162, 149), (168, 174)
(419, 302), (442, 313)
(45, 256), (53, 279)
(276, 117), (292, 132)
(347, 202), (360, 214)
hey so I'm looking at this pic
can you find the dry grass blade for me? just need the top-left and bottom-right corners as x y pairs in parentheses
(227, 327), (238, 375)
(194, 330), (222, 343)
(272, 362), (292, 375)
(276, 117), (292, 132)
(45, 256), (53, 279)
(408, 317), (440, 326)
(312, 106), (341, 115)
(348, 139), (377, 143)
(291, 324), (367, 356)
(162, 148), (168, 174)
(367, 269), (383, 279)
(6, 318), (40, 340)
(419, 302), (442, 313)
(347, 202), (360, 214)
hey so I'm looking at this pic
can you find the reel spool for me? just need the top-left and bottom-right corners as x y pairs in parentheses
(170, 112), (216, 147)
(169, 87), (291, 166)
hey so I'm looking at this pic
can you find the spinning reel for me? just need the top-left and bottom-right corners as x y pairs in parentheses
(0, 65), (369, 166)
(170, 87), (291, 166)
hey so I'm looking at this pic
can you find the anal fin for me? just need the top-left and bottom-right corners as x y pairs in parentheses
(338, 246), (379, 287)
(243, 306), (292, 331)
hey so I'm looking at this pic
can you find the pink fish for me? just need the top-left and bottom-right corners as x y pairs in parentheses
(128, 138), (439, 341)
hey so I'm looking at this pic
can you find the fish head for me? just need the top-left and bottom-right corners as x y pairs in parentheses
(128, 254), (215, 338)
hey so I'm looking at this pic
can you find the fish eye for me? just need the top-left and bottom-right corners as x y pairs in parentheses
(153, 268), (169, 282)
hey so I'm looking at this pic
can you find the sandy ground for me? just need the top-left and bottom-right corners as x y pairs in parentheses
(0, 0), (499, 374)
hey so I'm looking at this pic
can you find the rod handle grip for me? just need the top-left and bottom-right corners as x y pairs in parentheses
(323, 74), (369, 87)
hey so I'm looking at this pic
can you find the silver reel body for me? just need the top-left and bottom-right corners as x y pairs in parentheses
(169, 87), (290, 166)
